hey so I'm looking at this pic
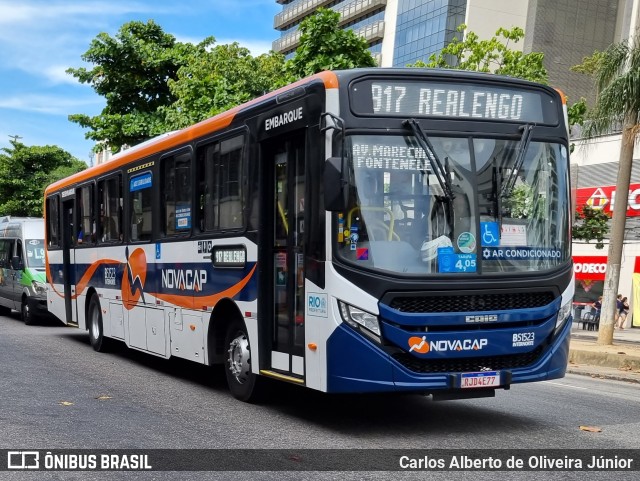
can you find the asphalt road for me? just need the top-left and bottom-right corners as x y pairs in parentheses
(1, 312), (639, 481)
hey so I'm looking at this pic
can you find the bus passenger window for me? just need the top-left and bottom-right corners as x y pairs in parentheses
(98, 176), (122, 243)
(46, 196), (60, 248)
(162, 152), (191, 236)
(196, 135), (244, 232)
(130, 171), (152, 242)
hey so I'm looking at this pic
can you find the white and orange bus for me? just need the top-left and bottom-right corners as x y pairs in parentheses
(45, 68), (574, 402)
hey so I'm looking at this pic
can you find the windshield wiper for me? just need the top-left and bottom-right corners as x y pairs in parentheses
(403, 119), (454, 200)
(500, 123), (535, 199)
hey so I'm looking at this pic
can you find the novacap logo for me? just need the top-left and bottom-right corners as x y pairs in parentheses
(122, 247), (147, 310)
(408, 336), (429, 354)
(408, 336), (488, 354)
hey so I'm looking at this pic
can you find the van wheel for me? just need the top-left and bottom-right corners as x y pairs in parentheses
(224, 319), (264, 402)
(88, 295), (108, 352)
(21, 297), (35, 325)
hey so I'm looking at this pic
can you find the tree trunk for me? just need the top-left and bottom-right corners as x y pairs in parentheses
(597, 112), (636, 345)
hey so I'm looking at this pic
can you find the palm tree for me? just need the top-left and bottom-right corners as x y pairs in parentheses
(581, 35), (640, 345)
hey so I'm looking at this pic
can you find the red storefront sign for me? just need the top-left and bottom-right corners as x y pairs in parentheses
(573, 256), (607, 280)
(575, 184), (640, 217)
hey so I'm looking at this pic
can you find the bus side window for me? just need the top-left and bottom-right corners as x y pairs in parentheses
(162, 151), (191, 237)
(97, 175), (123, 243)
(46, 196), (60, 248)
(196, 135), (244, 232)
(130, 171), (152, 242)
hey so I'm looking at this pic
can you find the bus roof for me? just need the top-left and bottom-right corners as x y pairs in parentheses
(45, 67), (560, 196)
(45, 70), (339, 196)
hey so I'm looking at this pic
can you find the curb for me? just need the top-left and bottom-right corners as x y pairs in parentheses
(568, 349), (640, 370)
(566, 367), (640, 384)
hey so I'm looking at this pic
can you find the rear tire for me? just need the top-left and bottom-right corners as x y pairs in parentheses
(224, 319), (264, 402)
(22, 297), (36, 325)
(88, 295), (108, 352)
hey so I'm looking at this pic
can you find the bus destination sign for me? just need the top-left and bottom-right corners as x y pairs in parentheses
(212, 245), (247, 268)
(350, 79), (556, 124)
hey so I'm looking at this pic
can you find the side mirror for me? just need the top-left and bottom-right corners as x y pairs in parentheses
(324, 156), (347, 212)
(11, 256), (23, 270)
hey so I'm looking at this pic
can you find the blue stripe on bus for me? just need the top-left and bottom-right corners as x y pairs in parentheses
(48, 261), (258, 301)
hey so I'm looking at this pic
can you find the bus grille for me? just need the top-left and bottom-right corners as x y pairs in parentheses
(391, 346), (544, 374)
(388, 292), (555, 313)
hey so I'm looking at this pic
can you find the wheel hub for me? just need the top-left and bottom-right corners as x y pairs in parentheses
(227, 334), (250, 384)
(90, 307), (100, 340)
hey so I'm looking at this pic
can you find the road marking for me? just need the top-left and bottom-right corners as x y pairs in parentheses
(545, 381), (590, 390)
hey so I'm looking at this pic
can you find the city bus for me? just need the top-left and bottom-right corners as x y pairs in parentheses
(44, 68), (573, 402)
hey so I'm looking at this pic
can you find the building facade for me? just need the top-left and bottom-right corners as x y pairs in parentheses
(571, 136), (640, 328)
(273, 0), (640, 103)
(272, 0), (470, 67)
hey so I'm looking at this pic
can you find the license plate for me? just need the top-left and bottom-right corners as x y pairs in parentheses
(461, 371), (500, 389)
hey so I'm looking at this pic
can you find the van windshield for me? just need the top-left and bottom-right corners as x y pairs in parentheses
(25, 239), (45, 268)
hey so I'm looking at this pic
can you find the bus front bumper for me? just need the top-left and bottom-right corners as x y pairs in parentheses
(325, 319), (571, 394)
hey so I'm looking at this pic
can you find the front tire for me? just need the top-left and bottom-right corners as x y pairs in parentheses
(21, 296), (35, 325)
(224, 319), (263, 402)
(88, 295), (108, 352)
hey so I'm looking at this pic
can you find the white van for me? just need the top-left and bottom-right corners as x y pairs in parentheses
(0, 217), (48, 324)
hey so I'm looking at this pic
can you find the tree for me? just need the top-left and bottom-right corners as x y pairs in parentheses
(67, 20), (212, 152)
(285, 8), (376, 79)
(411, 25), (548, 84)
(572, 204), (610, 249)
(574, 36), (640, 345)
(162, 43), (287, 129)
(0, 141), (86, 217)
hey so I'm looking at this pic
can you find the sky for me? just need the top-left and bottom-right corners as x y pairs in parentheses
(0, 0), (280, 165)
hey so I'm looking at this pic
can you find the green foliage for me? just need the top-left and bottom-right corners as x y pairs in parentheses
(567, 98), (587, 128)
(68, 12), (377, 152)
(0, 141), (86, 217)
(575, 37), (640, 138)
(162, 43), (287, 130)
(67, 20), (212, 152)
(506, 183), (536, 219)
(570, 51), (605, 75)
(411, 24), (548, 84)
(285, 8), (376, 79)
(572, 204), (611, 249)
(567, 97), (588, 152)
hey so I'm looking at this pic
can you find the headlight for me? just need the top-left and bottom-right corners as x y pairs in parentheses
(338, 301), (381, 343)
(555, 299), (573, 331)
(32, 280), (46, 295)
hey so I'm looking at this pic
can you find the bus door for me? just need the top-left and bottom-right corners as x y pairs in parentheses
(61, 198), (76, 324)
(263, 131), (306, 379)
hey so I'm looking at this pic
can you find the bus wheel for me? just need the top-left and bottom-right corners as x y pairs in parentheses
(21, 297), (35, 325)
(224, 320), (263, 402)
(88, 295), (108, 352)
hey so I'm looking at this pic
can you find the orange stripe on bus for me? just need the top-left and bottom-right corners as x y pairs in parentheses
(47, 258), (121, 299)
(553, 88), (567, 105)
(45, 71), (339, 195)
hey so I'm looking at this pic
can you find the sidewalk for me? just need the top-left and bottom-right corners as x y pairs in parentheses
(568, 321), (640, 384)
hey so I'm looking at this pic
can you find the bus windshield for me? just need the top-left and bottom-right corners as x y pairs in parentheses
(337, 134), (570, 275)
(25, 239), (46, 268)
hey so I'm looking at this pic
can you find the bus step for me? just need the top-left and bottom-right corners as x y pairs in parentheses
(259, 370), (305, 384)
